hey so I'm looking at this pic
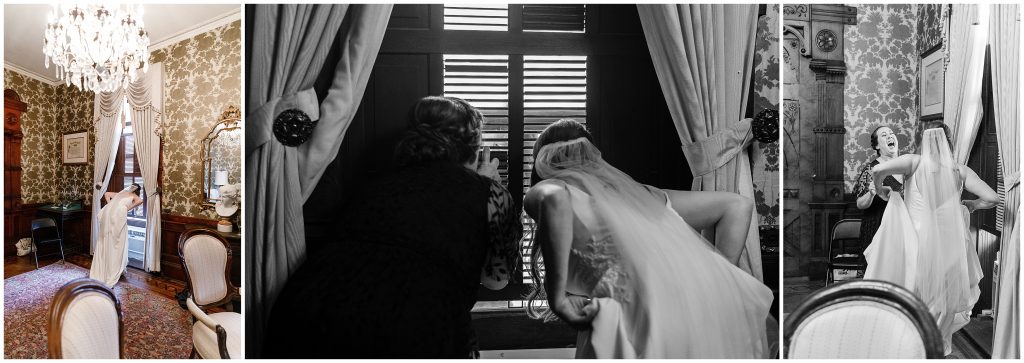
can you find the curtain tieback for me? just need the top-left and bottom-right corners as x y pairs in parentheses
(246, 88), (320, 155)
(680, 118), (754, 177)
(95, 183), (104, 190)
(1006, 171), (1020, 191)
(149, 187), (162, 197)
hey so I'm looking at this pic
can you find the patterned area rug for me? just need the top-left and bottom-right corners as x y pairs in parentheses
(4, 263), (192, 358)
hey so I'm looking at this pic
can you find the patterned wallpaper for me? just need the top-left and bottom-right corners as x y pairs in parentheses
(151, 20), (242, 219)
(3, 69), (95, 205)
(4, 19), (241, 220)
(843, 4), (920, 192)
(751, 4), (780, 227)
(917, 4), (945, 55)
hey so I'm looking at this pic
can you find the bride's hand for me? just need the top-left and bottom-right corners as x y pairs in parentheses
(475, 146), (501, 182)
(877, 185), (892, 201)
(553, 295), (599, 330)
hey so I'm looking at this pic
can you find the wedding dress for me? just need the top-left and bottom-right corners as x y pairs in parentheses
(89, 186), (137, 288)
(864, 128), (982, 355)
(534, 137), (773, 358)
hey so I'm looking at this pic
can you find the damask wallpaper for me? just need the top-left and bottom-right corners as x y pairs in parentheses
(3, 69), (95, 205)
(917, 4), (945, 55)
(151, 20), (242, 219)
(843, 4), (920, 192)
(751, 4), (780, 227)
(4, 19), (241, 220)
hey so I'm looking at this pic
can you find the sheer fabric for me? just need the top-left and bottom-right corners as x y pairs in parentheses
(864, 129), (981, 355)
(535, 138), (772, 358)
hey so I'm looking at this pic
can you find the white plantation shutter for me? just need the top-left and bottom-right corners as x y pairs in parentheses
(522, 5), (586, 33)
(443, 54), (511, 185)
(521, 55), (588, 283)
(444, 5), (509, 31)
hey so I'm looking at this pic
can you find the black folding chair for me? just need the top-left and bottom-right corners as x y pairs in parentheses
(30, 218), (65, 269)
(826, 219), (866, 285)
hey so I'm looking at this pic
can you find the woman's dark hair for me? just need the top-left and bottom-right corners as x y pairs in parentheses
(524, 119), (594, 322)
(394, 96), (484, 167)
(915, 121), (953, 153)
(870, 125), (891, 156)
(130, 183), (142, 197)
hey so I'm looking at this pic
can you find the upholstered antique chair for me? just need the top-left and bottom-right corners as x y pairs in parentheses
(47, 278), (124, 359)
(784, 279), (943, 359)
(826, 219), (865, 285)
(179, 228), (241, 359)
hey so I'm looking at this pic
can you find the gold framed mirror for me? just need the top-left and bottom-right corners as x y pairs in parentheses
(200, 105), (242, 209)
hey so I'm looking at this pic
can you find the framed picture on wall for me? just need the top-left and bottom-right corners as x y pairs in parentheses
(62, 131), (88, 165)
(920, 43), (944, 120)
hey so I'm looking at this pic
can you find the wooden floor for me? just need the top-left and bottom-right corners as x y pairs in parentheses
(4, 252), (185, 302)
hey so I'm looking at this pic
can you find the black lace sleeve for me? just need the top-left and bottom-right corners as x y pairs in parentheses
(853, 160), (876, 197)
(481, 180), (523, 287)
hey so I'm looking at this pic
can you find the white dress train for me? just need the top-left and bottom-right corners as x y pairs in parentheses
(89, 192), (134, 288)
(864, 129), (982, 355)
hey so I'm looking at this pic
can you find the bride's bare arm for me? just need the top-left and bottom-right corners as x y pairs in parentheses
(662, 189), (752, 265)
(872, 154), (918, 191)
(960, 165), (999, 212)
(130, 195), (145, 210)
(524, 181), (594, 329)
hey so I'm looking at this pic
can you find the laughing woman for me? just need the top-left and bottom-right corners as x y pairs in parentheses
(264, 96), (521, 358)
(853, 126), (904, 245)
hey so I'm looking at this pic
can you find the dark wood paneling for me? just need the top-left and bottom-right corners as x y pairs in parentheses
(388, 4), (432, 30)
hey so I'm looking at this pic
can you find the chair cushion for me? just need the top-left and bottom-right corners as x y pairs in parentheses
(183, 235), (229, 305)
(193, 312), (241, 359)
(789, 301), (925, 358)
(61, 292), (120, 359)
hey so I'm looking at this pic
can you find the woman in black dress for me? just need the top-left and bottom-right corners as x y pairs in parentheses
(264, 96), (522, 358)
(853, 126), (904, 246)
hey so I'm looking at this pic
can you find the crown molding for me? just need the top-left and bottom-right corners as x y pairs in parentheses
(149, 7), (241, 51)
(3, 62), (61, 86)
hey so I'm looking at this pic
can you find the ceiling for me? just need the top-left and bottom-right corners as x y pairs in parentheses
(4, 4), (240, 84)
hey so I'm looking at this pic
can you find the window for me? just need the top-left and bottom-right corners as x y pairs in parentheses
(108, 102), (147, 269)
(441, 12), (590, 299)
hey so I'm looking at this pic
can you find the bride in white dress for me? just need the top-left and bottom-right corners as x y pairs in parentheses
(522, 119), (773, 358)
(866, 123), (999, 356)
(90, 183), (144, 287)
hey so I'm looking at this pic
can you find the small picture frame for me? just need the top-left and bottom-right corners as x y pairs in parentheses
(920, 43), (944, 120)
(62, 131), (89, 165)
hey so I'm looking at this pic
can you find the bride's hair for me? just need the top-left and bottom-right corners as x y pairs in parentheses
(394, 96), (484, 167)
(524, 119), (594, 322)
(915, 121), (952, 153)
(129, 183), (141, 196)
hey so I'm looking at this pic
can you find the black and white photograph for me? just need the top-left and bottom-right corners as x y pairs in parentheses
(244, 3), (781, 359)
(782, 4), (1020, 359)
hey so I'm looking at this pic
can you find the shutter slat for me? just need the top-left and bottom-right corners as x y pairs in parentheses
(522, 5), (585, 33)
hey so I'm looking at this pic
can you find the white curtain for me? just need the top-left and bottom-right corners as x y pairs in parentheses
(245, 4), (392, 356)
(125, 63), (165, 272)
(945, 4), (989, 163)
(990, 4), (1020, 359)
(90, 91), (124, 254)
(638, 4), (763, 281)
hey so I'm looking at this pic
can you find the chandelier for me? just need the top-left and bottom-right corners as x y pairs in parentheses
(43, 4), (151, 93)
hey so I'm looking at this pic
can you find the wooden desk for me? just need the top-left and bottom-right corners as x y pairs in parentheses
(36, 205), (90, 253)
